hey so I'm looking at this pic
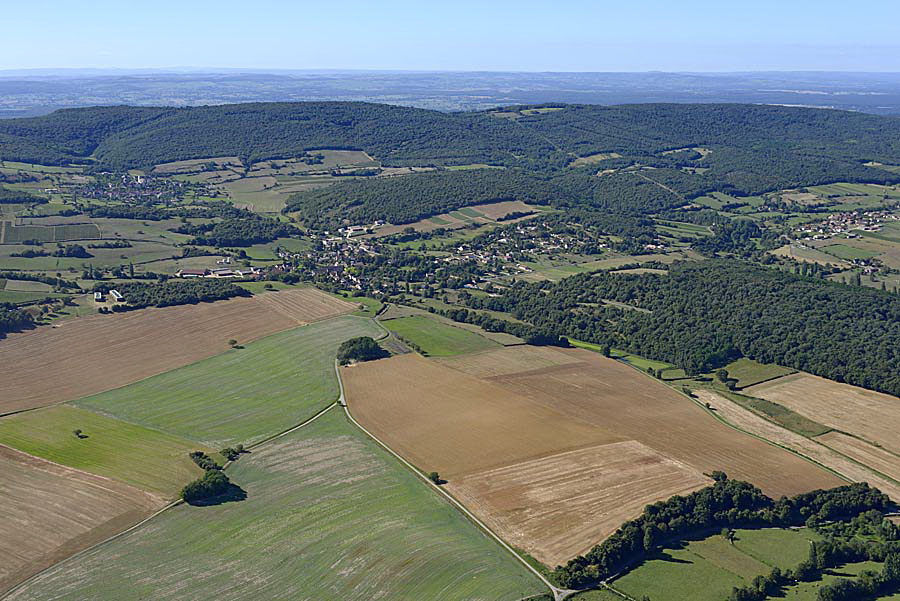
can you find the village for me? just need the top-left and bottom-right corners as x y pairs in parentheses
(793, 209), (900, 240)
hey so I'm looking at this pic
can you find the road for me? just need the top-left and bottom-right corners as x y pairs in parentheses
(334, 360), (578, 601)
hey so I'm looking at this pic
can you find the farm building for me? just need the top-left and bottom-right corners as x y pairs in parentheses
(176, 269), (208, 278)
(109, 290), (124, 302)
(93, 291), (104, 302)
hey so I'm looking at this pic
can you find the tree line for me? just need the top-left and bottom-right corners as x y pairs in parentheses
(467, 259), (900, 396)
(554, 477), (890, 588)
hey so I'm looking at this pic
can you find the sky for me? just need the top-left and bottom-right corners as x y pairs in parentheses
(3, 0), (900, 72)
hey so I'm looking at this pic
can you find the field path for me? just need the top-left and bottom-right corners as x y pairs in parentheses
(694, 391), (900, 501)
(335, 360), (575, 601)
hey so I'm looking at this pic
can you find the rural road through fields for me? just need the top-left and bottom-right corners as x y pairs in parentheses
(334, 360), (577, 601)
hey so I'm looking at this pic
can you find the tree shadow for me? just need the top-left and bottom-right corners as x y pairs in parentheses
(185, 483), (248, 507)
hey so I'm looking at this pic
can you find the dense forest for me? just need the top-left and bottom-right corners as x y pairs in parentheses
(468, 260), (900, 396)
(176, 215), (299, 247)
(1, 101), (898, 183)
(94, 280), (250, 309)
(0, 185), (46, 204)
(0, 303), (34, 338)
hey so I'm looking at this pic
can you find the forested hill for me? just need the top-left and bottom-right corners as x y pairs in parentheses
(2, 101), (900, 178)
(0, 102), (556, 168)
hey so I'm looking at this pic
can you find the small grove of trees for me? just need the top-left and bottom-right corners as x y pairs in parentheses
(337, 336), (389, 365)
(220, 445), (246, 462)
(181, 470), (232, 504)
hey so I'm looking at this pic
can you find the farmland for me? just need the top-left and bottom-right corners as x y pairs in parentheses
(0, 405), (209, 496)
(77, 316), (383, 447)
(693, 390), (900, 501)
(0, 287), (354, 413)
(747, 372), (900, 455)
(6, 409), (545, 601)
(342, 349), (839, 565)
(0, 445), (163, 596)
(451, 441), (709, 566)
(383, 315), (500, 357)
(489, 349), (843, 499)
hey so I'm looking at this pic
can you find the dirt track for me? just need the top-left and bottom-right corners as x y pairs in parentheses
(747, 373), (900, 455)
(0, 288), (354, 413)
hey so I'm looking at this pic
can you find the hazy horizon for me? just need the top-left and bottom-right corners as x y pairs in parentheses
(4, 0), (900, 72)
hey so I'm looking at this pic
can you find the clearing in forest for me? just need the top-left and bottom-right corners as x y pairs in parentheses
(0, 287), (355, 413)
(0, 445), (163, 597)
(5, 410), (545, 601)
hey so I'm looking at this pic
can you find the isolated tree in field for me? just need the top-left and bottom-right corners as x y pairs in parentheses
(228, 339), (238, 348)
(428, 471), (442, 485)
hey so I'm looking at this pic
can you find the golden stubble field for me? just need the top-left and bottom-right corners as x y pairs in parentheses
(748, 373), (900, 455)
(342, 348), (841, 566)
(0, 287), (354, 413)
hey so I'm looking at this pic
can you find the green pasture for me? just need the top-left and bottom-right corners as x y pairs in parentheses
(76, 316), (382, 447)
(7, 409), (545, 601)
(722, 358), (796, 388)
(383, 315), (499, 357)
(612, 528), (817, 601)
(0, 405), (209, 496)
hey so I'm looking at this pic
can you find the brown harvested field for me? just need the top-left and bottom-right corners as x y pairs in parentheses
(491, 350), (843, 499)
(747, 373), (900, 455)
(770, 244), (851, 267)
(435, 345), (583, 378)
(0, 288), (355, 413)
(343, 349), (840, 564)
(816, 432), (900, 483)
(694, 390), (900, 501)
(0, 445), (163, 595)
(449, 441), (710, 566)
(342, 354), (624, 478)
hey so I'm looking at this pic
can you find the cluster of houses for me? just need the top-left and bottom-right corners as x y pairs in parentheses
(795, 210), (899, 240)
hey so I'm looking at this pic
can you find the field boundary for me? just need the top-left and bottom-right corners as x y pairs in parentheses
(335, 359), (573, 601)
(0, 401), (340, 601)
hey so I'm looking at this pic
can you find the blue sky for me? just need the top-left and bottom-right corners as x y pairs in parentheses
(3, 0), (899, 71)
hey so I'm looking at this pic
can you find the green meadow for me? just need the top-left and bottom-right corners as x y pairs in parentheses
(7, 409), (545, 601)
(76, 315), (383, 447)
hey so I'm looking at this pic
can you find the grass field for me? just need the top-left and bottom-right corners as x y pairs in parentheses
(0, 287), (354, 413)
(77, 316), (383, 447)
(7, 409), (545, 601)
(723, 358), (796, 388)
(383, 315), (499, 356)
(612, 528), (817, 601)
(0, 405), (209, 496)
(779, 561), (885, 600)
(0, 445), (162, 596)
(821, 243), (881, 260)
(721, 391), (832, 437)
